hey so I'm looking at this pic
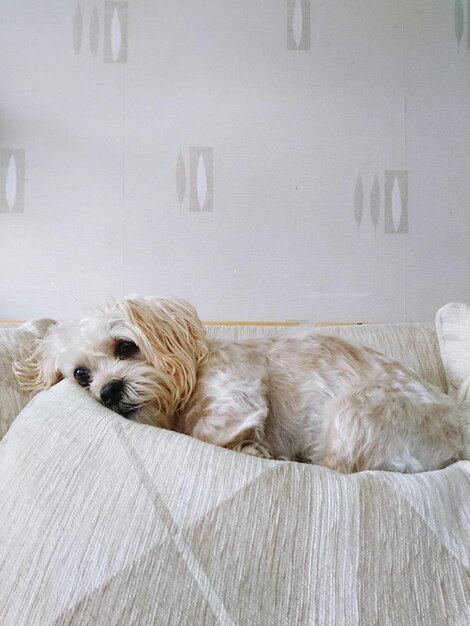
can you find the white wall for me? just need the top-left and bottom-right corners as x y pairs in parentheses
(1, 0), (469, 322)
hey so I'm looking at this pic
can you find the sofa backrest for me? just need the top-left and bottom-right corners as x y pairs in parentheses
(0, 320), (448, 441)
(205, 322), (448, 393)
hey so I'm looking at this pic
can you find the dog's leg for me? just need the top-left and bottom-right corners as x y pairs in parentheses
(316, 455), (351, 473)
(226, 440), (274, 459)
(317, 383), (464, 473)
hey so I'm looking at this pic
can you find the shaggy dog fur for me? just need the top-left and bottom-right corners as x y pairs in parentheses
(14, 296), (466, 473)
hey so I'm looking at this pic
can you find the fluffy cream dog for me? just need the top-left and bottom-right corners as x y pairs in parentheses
(14, 296), (466, 473)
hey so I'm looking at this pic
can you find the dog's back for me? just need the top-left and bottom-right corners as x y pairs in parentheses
(178, 333), (465, 472)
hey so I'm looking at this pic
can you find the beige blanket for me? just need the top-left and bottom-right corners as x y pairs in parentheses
(1, 378), (470, 625)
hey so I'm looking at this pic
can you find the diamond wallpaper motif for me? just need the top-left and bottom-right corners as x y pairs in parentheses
(0, 150), (24, 214)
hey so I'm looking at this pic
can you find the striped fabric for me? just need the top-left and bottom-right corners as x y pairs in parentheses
(436, 302), (470, 406)
(1, 381), (470, 625)
(0, 320), (469, 624)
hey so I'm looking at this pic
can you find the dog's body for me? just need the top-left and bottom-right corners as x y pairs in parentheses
(177, 334), (464, 472)
(14, 296), (466, 473)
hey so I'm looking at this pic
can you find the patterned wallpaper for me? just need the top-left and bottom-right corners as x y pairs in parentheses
(1, 1), (469, 321)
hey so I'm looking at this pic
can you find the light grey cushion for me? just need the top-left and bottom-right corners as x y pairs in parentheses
(0, 319), (56, 439)
(436, 302), (470, 405)
(1, 379), (470, 625)
(0, 320), (446, 442)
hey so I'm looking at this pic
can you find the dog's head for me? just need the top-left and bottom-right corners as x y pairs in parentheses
(14, 296), (208, 427)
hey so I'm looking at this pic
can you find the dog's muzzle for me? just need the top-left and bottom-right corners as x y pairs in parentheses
(100, 380), (124, 407)
(100, 380), (138, 418)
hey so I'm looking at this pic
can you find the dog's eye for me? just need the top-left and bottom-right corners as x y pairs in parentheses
(116, 340), (138, 359)
(74, 367), (91, 387)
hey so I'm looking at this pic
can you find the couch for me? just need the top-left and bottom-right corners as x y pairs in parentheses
(1, 311), (469, 625)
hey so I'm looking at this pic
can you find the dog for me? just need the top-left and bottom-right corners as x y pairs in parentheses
(14, 295), (466, 473)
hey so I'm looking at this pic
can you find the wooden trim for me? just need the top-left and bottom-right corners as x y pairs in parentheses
(1, 319), (365, 327)
(203, 321), (364, 327)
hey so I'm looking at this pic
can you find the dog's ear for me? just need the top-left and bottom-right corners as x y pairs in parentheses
(116, 296), (208, 410)
(14, 324), (63, 394)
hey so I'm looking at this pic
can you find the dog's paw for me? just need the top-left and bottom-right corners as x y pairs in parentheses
(228, 440), (274, 459)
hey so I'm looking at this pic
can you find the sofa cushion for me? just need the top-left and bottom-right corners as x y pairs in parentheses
(1, 320), (446, 441)
(0, 319), (56, 439)
(436, 303), (470, 404)
(1, 379), (469, 625)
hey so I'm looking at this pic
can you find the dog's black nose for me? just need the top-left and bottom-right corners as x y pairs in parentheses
(100, 380), (124, 407)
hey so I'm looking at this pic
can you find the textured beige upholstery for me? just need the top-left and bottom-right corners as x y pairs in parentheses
(0, 320), (469, 625)
(436, 302), (470, 405)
